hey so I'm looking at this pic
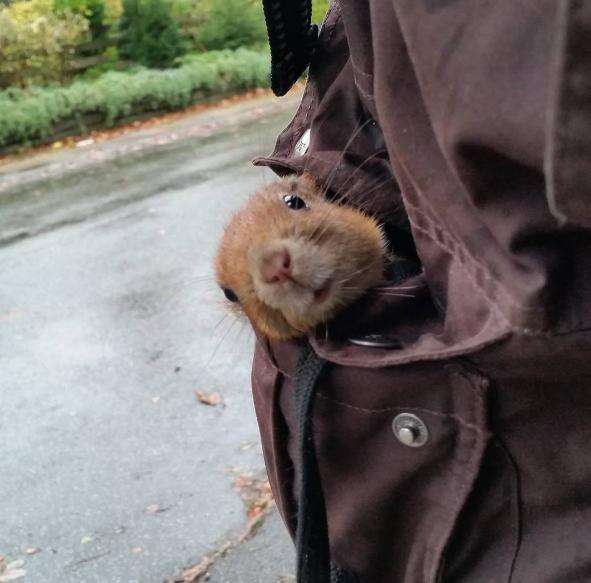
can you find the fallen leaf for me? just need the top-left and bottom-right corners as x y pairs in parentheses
(193, 391), (222, 407)
(179, 552), (216, 581)
(24, 548), (40, 555)
(131, 547), (143, 554)
(230, 472), (274, 521)
(80, 536), (93, 545)
(247, 505), (264, 521)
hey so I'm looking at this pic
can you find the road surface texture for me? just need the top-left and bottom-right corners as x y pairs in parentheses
(0, 92), (301, 582)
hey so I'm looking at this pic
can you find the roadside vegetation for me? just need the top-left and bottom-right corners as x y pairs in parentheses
(0, 0), (329, 152)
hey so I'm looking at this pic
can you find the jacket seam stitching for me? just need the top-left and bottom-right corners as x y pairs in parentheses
(405, 203), (546, 316)
(315, 392), (486, 433)
(354, 80), (375, 101)
(350, 61), (373, 79)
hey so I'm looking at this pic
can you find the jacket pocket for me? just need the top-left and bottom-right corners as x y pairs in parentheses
(308, 361), (493, 583)
(253, 339), (520, 582)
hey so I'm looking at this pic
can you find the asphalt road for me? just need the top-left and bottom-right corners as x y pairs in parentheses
(0, 94), (300, 582)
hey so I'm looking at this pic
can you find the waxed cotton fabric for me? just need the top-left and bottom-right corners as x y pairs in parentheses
(252, 1), (591, 581)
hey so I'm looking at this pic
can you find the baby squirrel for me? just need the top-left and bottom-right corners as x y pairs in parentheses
(215, 173), (388, 340)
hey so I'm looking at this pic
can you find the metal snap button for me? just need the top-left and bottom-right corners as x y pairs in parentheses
(348, 334), (402, 349)
(294, 128), (311, 156)
(393, 413), (429, 447)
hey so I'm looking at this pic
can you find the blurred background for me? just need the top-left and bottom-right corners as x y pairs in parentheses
(0, 1), (327, 582)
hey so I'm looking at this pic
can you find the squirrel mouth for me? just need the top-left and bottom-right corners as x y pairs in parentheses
(313, 279), (333, 303)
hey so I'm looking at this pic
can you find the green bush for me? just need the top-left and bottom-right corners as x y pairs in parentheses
(103, 0), (122, 24)
(0, 48), (270, 148)
(0, 0), (89, 88)
(118, 0), (186, 68)
(170, 0), (208, 51)
(54, 0), (108, 41)
(199, 0), (266, 51)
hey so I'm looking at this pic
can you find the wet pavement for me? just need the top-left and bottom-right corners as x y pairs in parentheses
(0, 93), (300, 582)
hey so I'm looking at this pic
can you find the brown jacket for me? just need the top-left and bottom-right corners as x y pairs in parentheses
(254, 1), (591, 581)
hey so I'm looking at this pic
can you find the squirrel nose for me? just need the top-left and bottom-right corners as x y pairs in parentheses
(261, 248), (292, 284)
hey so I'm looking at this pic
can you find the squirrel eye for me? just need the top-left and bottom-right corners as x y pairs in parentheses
(283, 194), (307, 210)
(222, 287), (239, 303)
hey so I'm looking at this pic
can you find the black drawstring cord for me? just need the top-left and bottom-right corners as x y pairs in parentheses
(291, 262), (421, 582)
(293, 343), (331, 583)
(261, 0), (318, 96)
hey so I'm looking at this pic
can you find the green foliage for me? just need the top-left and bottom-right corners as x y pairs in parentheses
(54, 0), (108, 41)
(0, 48), (270, 148)
(85, 0), (107, 39)
(0, 0), (89, 88)
(312, 0), (329, 24)
(170, 0), (208, 51)
(199, 0), (266, 51)
(118, 0), (187, 68)
(102, 0), (121, 23)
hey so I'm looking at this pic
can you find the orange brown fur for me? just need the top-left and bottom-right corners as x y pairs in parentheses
(215, 174), (387, 340)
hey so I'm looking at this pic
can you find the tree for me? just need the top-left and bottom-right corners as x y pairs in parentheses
(0, 0), (89, 88)
(118, 0), (186, 69)
(54, 0), (109, 42)
(198, 0), (266, 51)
